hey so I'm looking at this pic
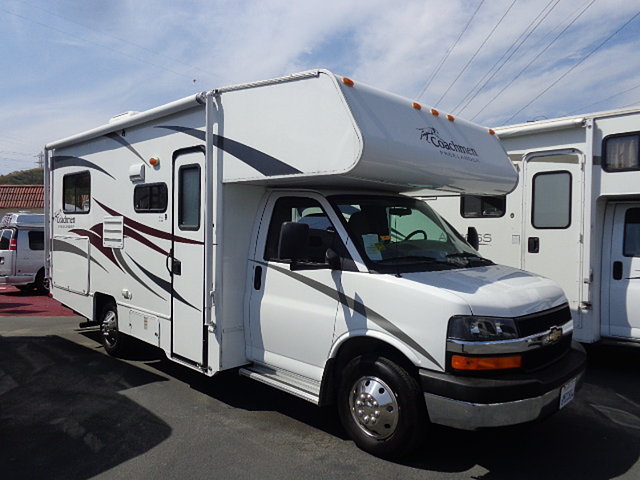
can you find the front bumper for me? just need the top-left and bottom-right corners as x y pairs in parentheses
(420, 341), (586, 430)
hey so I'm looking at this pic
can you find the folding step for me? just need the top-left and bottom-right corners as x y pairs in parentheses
(239, 364), (320, 404)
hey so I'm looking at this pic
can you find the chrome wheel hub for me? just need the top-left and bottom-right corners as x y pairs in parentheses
(101, 311), (118, 348)
(349, 376), (398, 439)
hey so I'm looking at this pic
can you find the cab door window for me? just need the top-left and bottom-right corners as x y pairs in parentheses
(264, 197), (346, 264)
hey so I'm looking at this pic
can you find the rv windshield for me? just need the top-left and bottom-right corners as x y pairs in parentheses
(329, 195), (493, 273)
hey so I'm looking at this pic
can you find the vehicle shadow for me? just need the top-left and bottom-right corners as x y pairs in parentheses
(0, 334), (171, 480)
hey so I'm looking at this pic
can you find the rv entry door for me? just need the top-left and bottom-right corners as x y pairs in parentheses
(604, 203), (640, 339)
(522, 151), (584, 316)
(171, 147), (206, 366)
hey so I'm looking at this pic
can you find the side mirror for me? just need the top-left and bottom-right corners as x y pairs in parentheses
(278, 222), (309, 262)
(467, 226), (479, 251)
(325, 248), (341, 271)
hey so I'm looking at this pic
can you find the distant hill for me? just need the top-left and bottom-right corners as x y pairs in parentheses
(0, 168), (44, 185)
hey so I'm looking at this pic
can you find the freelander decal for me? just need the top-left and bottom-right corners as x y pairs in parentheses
(156, 125), (303, 176)
(417, 127), (479, 163)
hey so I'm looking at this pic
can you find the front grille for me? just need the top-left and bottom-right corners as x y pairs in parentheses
(522, 334), (571, 371)
(515, 304), (571, 337)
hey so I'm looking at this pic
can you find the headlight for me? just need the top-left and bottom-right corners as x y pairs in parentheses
(448, 316), (518, 341)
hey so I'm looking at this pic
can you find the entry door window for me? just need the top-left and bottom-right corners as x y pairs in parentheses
(178, 165), (200, 230)
(624, 208), (640, 257)
(532, 171), (571, 229)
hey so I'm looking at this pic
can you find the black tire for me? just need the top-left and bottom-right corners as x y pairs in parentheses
(337, 354), (426, 459)
(17, 285), (33, 293)
(100, 303), (126, 356)
(34, 269), (48, 295)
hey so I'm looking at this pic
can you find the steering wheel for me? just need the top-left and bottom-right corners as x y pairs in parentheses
(403, 230), (427, 241)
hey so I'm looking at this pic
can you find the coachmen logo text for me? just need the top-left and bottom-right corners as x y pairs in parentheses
(54, 209), (76, 228)
(417, 127), (479, 162)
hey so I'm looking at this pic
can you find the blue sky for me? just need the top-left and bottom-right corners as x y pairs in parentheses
(1, 0), (639, 175)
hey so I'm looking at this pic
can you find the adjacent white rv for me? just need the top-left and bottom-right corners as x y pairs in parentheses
(421, 107), (640, 346)
(45, 70), (585, 458)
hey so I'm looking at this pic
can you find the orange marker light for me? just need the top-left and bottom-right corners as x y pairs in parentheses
(412, 102), (422, 110)
(149, 157), (160, 166)
(488, 128), (496, 135)
(447, 114), (455, 122)
(342, 77), (355, 87)
(430, 108), (439, 116)
(451, 355), (522, 371)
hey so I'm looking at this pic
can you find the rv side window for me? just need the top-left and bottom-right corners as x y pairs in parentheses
(134, 183), (168, 213)
(28, 231), (44, 250)
(603, 133), (640, 172)
(461, 195), (506, 218)
(264, 197), (344, 264)
(0, 229), (11, 250)
(63, 171), (91, 213)
(532, 171), (571, 229)
(178, 165), (200, 230)
(624, 208), (640, 257)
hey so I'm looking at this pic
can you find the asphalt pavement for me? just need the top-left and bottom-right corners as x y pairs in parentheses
(1, 310), (640, 479)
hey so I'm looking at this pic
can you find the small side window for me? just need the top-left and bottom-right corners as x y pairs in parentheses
(532, 171), (571, 229)
(0, 229), (11, 250)
(63, 171), (91, 213)
(624, 208), (640, 257)
(461, 195), (506, 218)
(28, 231), (44, 251)
(603, 133), (640, 172)
(134, 183), (168, 213)
(178, 165), (201, 230)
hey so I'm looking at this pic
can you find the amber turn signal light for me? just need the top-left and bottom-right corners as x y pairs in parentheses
(451, 355), (522, 371)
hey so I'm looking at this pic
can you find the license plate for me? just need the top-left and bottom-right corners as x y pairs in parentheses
(559, 378), (577, 409)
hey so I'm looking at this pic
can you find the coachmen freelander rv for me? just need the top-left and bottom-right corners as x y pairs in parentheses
(45, 70), (585, 458)
(420, 107), (640, 346)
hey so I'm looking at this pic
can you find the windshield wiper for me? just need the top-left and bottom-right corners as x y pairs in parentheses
(446, 252), (494, 265)
(376, 255), (451, 266)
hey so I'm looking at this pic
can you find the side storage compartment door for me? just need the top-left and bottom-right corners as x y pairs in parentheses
(170, 147), (207, 366)
(51, 235), (90, 294)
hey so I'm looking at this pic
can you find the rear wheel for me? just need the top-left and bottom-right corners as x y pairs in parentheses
(337, 354), (426, 459)
(100, 303), (126, 356)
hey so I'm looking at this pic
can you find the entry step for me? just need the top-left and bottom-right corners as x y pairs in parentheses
(239, 364), (320, 405)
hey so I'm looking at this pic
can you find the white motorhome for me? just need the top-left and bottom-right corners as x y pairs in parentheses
(0, 212), (46, 292)
(45, 70), (585, 458)
(421, 107), (640, 346)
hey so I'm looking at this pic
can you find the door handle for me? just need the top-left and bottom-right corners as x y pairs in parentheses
(254, 266), (262, 290)
(613, 261), (623, 280)
(172, 258), (182, 276)
(528, 237), (540, 254)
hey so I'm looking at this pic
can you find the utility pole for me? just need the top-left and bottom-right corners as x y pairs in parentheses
(35, 151), (44, 169)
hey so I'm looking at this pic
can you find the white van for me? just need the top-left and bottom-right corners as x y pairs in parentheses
(45, 70), (585, 458)
(0, 212), (47, 293)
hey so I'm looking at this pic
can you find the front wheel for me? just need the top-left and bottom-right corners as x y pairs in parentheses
(337, 354), (426, 459)
(100, 303), (126, 356)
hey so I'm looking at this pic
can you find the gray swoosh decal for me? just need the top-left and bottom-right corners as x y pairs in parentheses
(51, 156), (115, 180)
(256, 261), (442, 369)
(52, 238), (108, 272)
(156, 125), (302, 176)
(105, 132), (146, 162)
(126, 254), (200, 312)
(113, 249), (165, 301)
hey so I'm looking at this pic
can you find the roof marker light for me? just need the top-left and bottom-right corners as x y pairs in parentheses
(430, 108), (439, 116)
(412, 102), (422, 110)
(447, 114), (455, 122)
(342, 77), (355, 87)
(488, 128), (496, 135)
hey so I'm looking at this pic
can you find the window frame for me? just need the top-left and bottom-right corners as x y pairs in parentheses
(531, 170), (572, 230)
(133, 182), (168, 213)
(28, 230), (44, 251)
(602, 131), (640, 173)
(62, 171), (91, 214)
(460, 195), (507, 219)
(623, 207), (640, 257)
(177, 164), (201, 231)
